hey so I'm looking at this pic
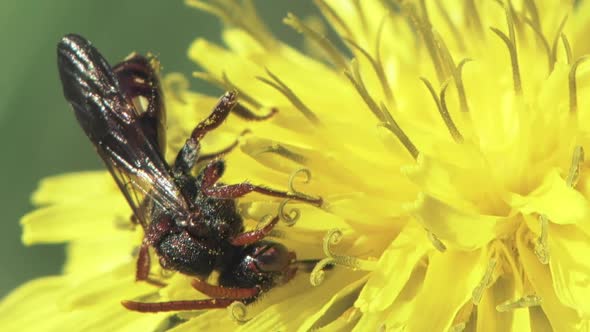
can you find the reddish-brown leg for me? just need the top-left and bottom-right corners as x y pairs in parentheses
(191, 279), (260, 299)
(173, 91), (238, 175)
(204, 183), (321, 205)
(136, 242), (150, 281)
(122, 298), (234, 313)
(200, 161), (323, 206)
(230, 216), (279, 246)
(135, 241), (166, 287)
(190, 91), (238, 142)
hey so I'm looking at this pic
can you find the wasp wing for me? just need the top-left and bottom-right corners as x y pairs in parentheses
(57, 34), (188, 227)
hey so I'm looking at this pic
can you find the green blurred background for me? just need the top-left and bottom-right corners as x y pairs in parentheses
(0, 0), (315, 298)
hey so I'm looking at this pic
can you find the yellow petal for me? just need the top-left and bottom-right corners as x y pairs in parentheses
(549, 224), (590, 316)
(298, 275), (368, 331)
(0, 277), (65, 330)
(237, 270), (365, 332)
(32, 171), (115, 205)
(403, 146), (509, 215)
(355, 223), (430, 312)
(517, 229), (581, 330)
(21, 196), (129, 245)
(405, 248), (486, 331)
(405, 193), (499, 250)
(507, 169), (590, 226)
(168, 310), (234, 332)
(476, 275), (532, 331)
(383, 263), (428, 330)
(58, 264), (153, 311)
(64, 231), (138, 277)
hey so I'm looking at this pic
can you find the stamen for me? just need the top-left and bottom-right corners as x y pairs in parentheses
(194, 72), (264, 111)
(566, 146), (584, 187)
(451, 302), (474, 332)
(465, 0), (484, 37)
(523, 0), (541, 31)
(496, 295), (542, 312)
(534, 215), (550, 265)
(433, 1), (465, 51)
(310, 258), (334, 287)
(287, 168), (321, 201)
(550, 16), (569, 66)
(228, 301), (249, 323)
(427, 230), (447, 252)
(186, 0), (275, 49)
(284, 13), (348, 70)
(310, 229), (377, 286)
(449, 323), (466, 332)
(278, 199), (299, 227)
(351, 0), (369, 36)
(314, 0), (354, 39)
(258, 143), (307, 164)
(420, 78), (463, 142)
(439, 83), (464, 142)
(490, 27), (522, 95)
(497, 0), (516, 43)
(454, 59), (472, 113)
(432, 30), (456, 81)
(288, 168), (313, 196)
(379, 103), (420, 160)
(402, 2), (446, 82)
(222, 72), (262, 109)
(561, 34), (573, 65)
(344, 37), (394, 105)
(345, 58), (418, 159)
(257, 69), (320, 124)
(345, 59), (387, 122)
(490, 1), (522, 94)
(374, 16), (396, 105)
(282, 168), (321, 222)
(569, 57), (590, 114)
(471, 258), (497, 305)
(523, 18), (552, 72)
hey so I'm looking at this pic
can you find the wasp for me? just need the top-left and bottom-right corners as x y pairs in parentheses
(57, 34), (321, 312)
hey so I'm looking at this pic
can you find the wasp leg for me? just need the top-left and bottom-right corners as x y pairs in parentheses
(229, 216), (279, 246)
(122, 298), (234, 313)
(173, 91), (238, 175)
(200, 161), (322, 206)
(191, 279), (260, 299)
(135, 240), (166, 287)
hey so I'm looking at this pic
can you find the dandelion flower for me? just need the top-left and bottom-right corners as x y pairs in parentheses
(3, 0), (590, 331)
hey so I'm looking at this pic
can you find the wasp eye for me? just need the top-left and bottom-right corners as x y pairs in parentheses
(253, 243), (291, 272)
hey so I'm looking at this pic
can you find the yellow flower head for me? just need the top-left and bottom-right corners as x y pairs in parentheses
(3, 0), (590, 331)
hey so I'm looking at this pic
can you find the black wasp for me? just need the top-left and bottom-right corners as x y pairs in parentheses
(57, 34), (322, 312)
